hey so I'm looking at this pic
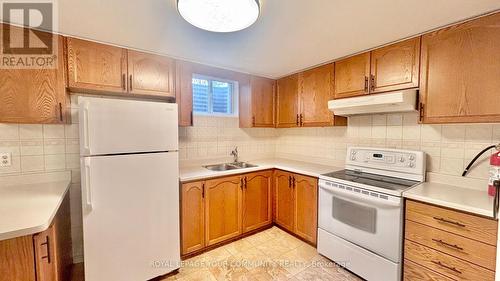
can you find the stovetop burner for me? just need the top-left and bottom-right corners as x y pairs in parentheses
(321, 169), (420, 192)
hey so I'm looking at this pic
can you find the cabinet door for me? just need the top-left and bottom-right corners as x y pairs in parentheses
(274, 170), (295, 232)
(370, 37), (420, 93)
(0, 236), (36, 281)
(276, 74), (299, 128)
(293, 174), (318, 244)
(127, 50), (175, 97)
(250, 76), (275, 127)
(34, 225), (56, 281)
(0, 26), (67, 124)
(299, 64), (347, 127)
(205, 175), (242, 246)
(176, 60), (194, 127)
(181, 181), (205, 255)
(333, 52), (371, 99)
(67, 37), (127, 93)
(420, 13), (500, 123)
(242, 171), (272, 233)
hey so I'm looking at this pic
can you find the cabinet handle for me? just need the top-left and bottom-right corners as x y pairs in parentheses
(292, 176), (296, 188)
(299, 114), (303, 126)
(240, 178), (244, 190)
(364, 76), (368, 92)
(370, 74), (375, 92)
(129, 75), (133, 91)
(419, 102), (425, 122)
(58, 103), (63, 122)
(288, 176), (292, 188)
(202, 183), (205, 198)
(40, 236), (51, 264)
(244, 177), (248, 189)
(190, 111), (194, 126)
(433, 216), (466, 228)
(252, 116), (256, 127)
(122, 74), (126, 90)
(431, 260), (462, 275)
(296, 114), (299, 126)
(432, 239), (464, 251)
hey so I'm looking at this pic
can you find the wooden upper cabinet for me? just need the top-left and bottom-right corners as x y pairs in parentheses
(274, 170), (295, 232)
(242, 171), (272, 233)
(370, 37), (420, 93)
(0, 26), (67, 124)
(176, 60), (194, 127)
(299, 64), (347, 127)
(66, 38), (127, 93)
(333, 52), (371, 99)
(249, 76), (275, 127)
(420, 13), (500, 123)
(205, 176), (242, 246)
(181, 181), (205, 255)
(293, 174), (318, 244)
(127, 50), (175, 97)
(276, 74), (299, 128)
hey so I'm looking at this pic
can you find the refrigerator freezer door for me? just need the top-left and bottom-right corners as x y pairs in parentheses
(81, 152), (180, 281)
(79, 96), (178, 156)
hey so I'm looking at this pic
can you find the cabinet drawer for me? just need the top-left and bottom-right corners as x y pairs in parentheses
(405, 220), (496, 270)
(406, 200), (497, 245)
(404, 259), (453, 281)
(405, 240), (495, 281)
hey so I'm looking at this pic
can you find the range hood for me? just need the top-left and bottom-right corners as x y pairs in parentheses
(328, 90), (418, 116)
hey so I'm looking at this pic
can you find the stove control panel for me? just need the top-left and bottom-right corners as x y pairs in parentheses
(346, 147), (425, 181)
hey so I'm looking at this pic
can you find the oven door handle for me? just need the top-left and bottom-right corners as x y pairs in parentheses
(320, 184), (401, 208)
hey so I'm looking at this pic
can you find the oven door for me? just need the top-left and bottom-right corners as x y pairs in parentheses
(318, 180), (403, 263)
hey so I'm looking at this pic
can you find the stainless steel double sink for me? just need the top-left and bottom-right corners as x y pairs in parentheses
(203, 162), (258, 171)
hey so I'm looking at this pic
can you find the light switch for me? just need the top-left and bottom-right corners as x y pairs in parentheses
(0, 153), (11, 167)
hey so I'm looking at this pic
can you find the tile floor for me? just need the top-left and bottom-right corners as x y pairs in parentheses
(162, 227), (362, 281)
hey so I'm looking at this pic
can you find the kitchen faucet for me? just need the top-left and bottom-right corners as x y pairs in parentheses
(230, 147), (238, 163)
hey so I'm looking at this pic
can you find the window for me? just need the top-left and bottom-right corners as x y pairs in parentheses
(192, 75), (238, 116)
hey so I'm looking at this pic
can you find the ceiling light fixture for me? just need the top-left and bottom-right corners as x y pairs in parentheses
(177, 0), (260, 33)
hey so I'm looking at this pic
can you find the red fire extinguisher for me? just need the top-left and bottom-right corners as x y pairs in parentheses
(462, 144), (500, 197)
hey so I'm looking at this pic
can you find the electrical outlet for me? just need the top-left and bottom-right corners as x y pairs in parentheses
(0, 153), (11, 167)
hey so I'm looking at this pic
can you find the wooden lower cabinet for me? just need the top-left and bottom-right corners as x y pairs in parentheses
(274, 170), (318, 244)
(0, 193), (71, 281)
(181, 181), (205, 255)
(180, 171), (273, 256)
(404, 200), (497, 281)
(242, 171), (273, 233)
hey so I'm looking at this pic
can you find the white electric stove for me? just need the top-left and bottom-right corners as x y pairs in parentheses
(317, 147), (426, 281)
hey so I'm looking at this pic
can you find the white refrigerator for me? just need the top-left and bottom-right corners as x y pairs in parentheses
(78, 96), (180, 281)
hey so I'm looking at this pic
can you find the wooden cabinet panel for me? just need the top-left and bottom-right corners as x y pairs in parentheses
(0, 26), (67, 124)
(405, 220), (496, 271)
(242, 171), (272, 233)
(127, 50), (175, 97)
(406, 200), (498, 246)
(205, 176), (242, 246)
(276, 75), (299, 128)
(405, 240), (495, 281)
(176, 60), (194, 127)
(293, 174), (318, 244)
(66, 37), (127, 93)
(299, 64), (342, 127)
(404, 259), (453, 281)
(420, 13), (500, 123)
(370, 37), (420, 93)
(0, 236), (35, 281)
(274, 170), (295, 231)
(181, 181), (205, 255)
(333, 52), (370, 99)
(34, 225), (56, 281)
(249, 76), (275, 127)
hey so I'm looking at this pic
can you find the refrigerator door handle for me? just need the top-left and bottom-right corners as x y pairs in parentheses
(82, 102), (91, 155)
(83, 158), (93, 211)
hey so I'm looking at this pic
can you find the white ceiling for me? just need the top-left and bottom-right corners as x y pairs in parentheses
(7, 0), (500, 78)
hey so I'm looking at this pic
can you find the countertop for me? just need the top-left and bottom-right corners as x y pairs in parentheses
(0, 171), (71, 241)
(403, 182), (495, 218)
(180, 158), (341, 182)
